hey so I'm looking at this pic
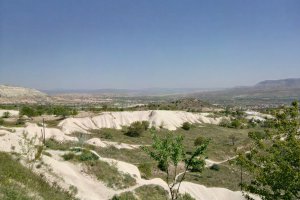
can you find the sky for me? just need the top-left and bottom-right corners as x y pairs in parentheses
(0, 0), (300, 90)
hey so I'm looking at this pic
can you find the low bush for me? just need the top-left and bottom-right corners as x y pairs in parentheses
(111, 192), (137, 200)
(178, 193), (195, 200)
(141, 121), (150, 130)
(125, 121), (145, 137)
(134, 185), (169, 200)
(182, 122), (191, 130)
(210, 164), (220, 171)
(2, 111), (10, 118)
(138, 163), (152, 179)
(194, 136), (206, 146)
(78, 150), (98, 161)
(62, 152), (76, 161)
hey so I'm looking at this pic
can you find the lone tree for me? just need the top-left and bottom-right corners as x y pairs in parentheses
(237, 101), (300, 200)
(143, 132), (208, 200)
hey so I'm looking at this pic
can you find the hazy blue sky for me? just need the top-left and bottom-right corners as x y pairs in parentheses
(0, 0), (299, 90)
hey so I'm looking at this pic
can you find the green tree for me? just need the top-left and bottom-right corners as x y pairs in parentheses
(237, 101), (300, 200)
(143, 132), (208, 200)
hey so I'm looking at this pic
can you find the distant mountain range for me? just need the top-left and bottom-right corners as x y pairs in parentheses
(42, 88), (217, 96)
(254, 78), (300, 89)
(1, 78), (299, 105)
(190, 78), (300, 106)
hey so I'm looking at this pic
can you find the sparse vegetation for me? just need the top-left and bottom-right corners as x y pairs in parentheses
(113, 184), (169, 200)
(0, 152), (75, 200)
(135, 185), (169, 200)
(86, 159), (136, 189)
(62, 149), (136, 190)
(138, 163), (152, 179)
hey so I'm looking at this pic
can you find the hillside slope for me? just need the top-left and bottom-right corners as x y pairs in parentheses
(254, 78), (300, 89)
(0, 85), (48, 103)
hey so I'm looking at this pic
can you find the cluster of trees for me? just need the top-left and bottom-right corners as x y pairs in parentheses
(237, 101), (300, 200)
(219, 118), (245, 129)
(20, 105), (78, 118)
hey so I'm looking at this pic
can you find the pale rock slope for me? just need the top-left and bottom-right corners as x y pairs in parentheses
(0, 122), (258, 200)
(0, 85), (48, 103)
(85, 138), (141, 149)
(245, 110), (273, 121)
(0, 123), (78, 152)
(59, 110), (224, 133)
(0, 85), (46, 98)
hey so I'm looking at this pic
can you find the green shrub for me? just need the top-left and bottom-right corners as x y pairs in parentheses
(78, 150), (98, 161)
(135, 185), (169, 200)
(34, 145), (44, 160)
(182, 122), (191, 130)
(178, 193), (196, 200)
(62, 152), (76, 161)
(210, 164), (220, 171)
(2, 111), (10, 118)
(125, 121), (145, 137)
(194, 136), (205, 146)
(103, 132), (113, 139)
(248, 131), (266, 140)
(138, 163), (152, 178)
(229, 119), (241, 128)
(141, 121), (150, 130)
(0, 118), (3, 125)
(111, 192), (137, 200)
(16, 118), (25, 125)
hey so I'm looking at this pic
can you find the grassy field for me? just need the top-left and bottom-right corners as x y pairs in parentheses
(112, 185), (169, 200)
(88, 124), (261, 161)
(0, 152), (76, 200)
(62, 149), (136, 190)
(44, 123), (260, 191)
(181, 163), (252, 191)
